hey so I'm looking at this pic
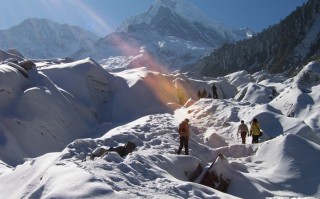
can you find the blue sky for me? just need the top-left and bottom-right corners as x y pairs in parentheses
(0, 0), (307, 36)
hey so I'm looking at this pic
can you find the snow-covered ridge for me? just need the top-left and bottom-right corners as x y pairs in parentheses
(118, 0), (222, 31)
(0, 18), (100, 59)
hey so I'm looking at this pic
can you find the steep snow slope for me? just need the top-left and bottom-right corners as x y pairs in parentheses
(0, 60), (98, 165)
(270, 61), (320, 138)
(39, 58), (114, 123)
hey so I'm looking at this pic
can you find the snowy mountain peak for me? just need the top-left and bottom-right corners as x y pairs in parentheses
(78, 0), (252, 71)
(151, 0), (221, 27)
(154, 0), (178, 8)
(116, 0), (246, 42)
(18, 18), (56, 27)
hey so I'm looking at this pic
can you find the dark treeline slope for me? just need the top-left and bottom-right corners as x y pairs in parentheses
(191, 0), (320, 77)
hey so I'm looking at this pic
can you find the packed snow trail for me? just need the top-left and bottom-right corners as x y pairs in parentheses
(0, 114), (239, 199)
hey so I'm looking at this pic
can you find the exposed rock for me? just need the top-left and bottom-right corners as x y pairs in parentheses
(199, 154), (230, 193)
(19, 60), (36, 70)
(90, 141), (137, 160)
(188, 163), (203, 182)
(6, 62), (29, 78)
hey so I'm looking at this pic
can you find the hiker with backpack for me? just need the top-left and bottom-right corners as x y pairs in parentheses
(249, 118), (262, 143)
(237, 120), (249, 144)
(177, 118), (190, 155)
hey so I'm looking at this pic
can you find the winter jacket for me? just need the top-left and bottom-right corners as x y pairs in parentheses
(250, 123), (261, 136)
(178, 121), (190, 138)
(238, 123), (249, 134)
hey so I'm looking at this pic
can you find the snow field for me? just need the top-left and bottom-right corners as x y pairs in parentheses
(0, 58), (320, 198)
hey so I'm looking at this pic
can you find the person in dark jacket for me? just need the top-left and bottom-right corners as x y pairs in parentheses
(212, 83), (218, 99)
(177, 118), (190, 155)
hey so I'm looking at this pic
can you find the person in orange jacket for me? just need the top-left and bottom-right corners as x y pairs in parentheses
(177, 118), (190, 155)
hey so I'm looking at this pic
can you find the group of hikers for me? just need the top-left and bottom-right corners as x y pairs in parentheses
(177, 117), (263, 155)
(237, 118), (263, 144)
(198, 83), (219, 99)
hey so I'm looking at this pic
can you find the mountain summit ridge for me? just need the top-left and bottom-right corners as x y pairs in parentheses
(117, 0), (251, 43)
(0, 18), (100, 59)
(74, 0), (251, 71)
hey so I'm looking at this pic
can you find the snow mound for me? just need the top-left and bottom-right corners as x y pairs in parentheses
(248, 134), (320, 197)
(270, 61), (320, 139)
(235, 83), (274, 104)
(225, 70), (252, 89)
(205, 133), (229, 148)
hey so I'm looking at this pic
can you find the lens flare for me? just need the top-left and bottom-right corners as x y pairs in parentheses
(73, 1), (114, 35)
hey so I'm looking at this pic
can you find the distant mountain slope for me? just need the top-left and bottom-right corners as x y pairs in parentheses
(0, 18), (100, 59)
(193, 0), (320, 77)
(74, 0), (252, 71)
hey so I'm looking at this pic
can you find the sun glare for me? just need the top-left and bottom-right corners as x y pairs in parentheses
(75, 1), (114, 35)
(35, 0), (114, 36)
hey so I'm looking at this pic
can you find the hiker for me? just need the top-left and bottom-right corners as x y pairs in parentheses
(212, 83), (218, 99)
(198, 89), (202, 99)
(250, 118), (261, 143)
(202, 89), (207, 98)
(177, 118), (190, 155)
(237, 120), (249, 144)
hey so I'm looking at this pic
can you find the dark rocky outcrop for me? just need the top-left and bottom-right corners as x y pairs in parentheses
(90, 141), (137, 160)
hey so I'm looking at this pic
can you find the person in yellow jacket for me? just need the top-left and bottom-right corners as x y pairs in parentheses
(177, 118), (190, 155)
(250, 118), (261, 143)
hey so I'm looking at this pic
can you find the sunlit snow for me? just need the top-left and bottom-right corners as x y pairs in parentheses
(0, 53), (319, 198)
